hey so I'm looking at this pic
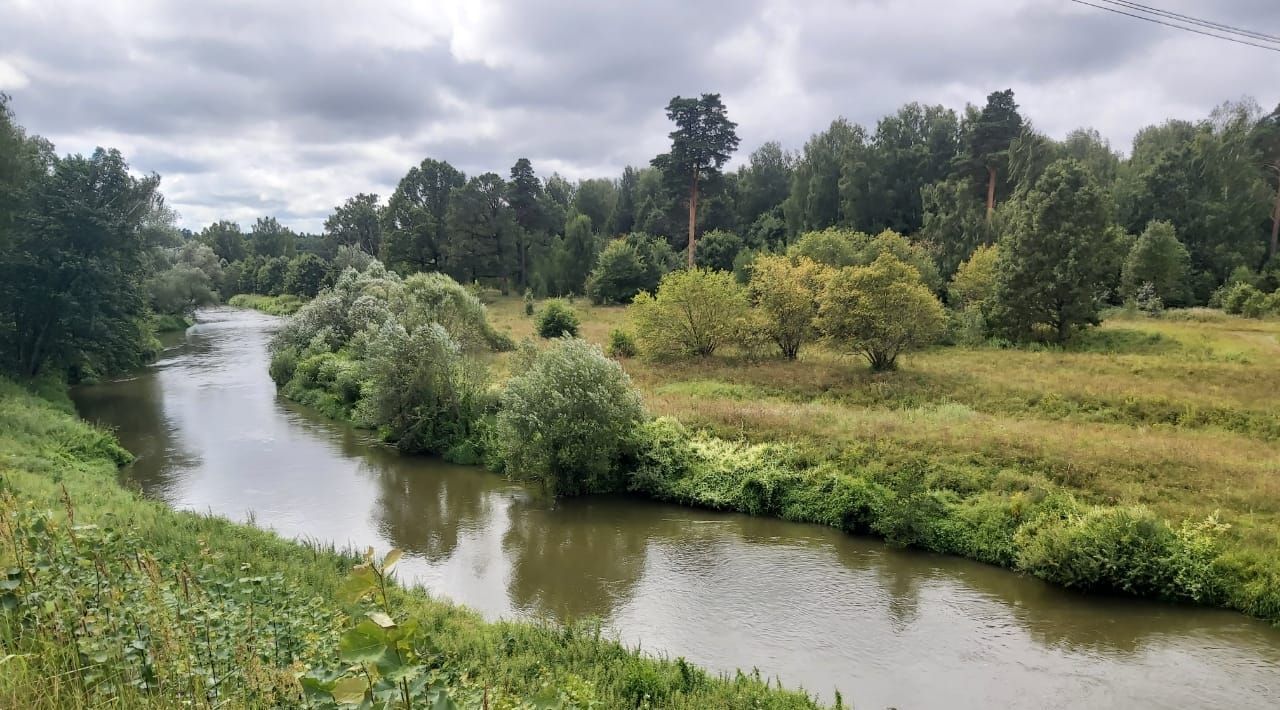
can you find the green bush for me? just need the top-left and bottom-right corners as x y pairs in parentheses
(1121, 221), (1190, 306)
(523, 289), (535, 316)
(626, 417), (698, 496)
(1015, 506), (1224, 601)
(354, 322), (487, 454)
(403, 271), (509, 351)
(789, 228), (942, 292)
(606, 328), (637, 358)
(495, 338), (645, 495)
(630, 269), (749, 359)
(1220, 282), (1259, 314)
(536, 299), (581, 338)
(586, 240), (648, 305)
(816, 254), (946, 370)
(695, 229), (744, 272)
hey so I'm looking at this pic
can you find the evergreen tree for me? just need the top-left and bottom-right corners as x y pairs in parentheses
(990, 159), (1118, 342)
(966, 89), (1024, 218)
(651, 93), (740, 267)
(323, 193), (383, 257)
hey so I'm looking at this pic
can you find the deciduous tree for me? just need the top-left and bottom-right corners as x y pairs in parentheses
(747, 255), (830, 359)
(382, 158), (464, 275)
(816, 254), (945, 371)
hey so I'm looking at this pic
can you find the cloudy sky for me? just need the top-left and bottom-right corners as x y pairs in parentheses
(1, 0), (1277, 232)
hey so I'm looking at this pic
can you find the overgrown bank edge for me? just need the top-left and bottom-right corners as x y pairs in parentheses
(265, 268), (1278, 626)
(0, 378), (827, 709)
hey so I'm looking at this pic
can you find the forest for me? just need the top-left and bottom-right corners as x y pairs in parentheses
(3, 84), (1280, 708)
(5, 89), (1280, 383)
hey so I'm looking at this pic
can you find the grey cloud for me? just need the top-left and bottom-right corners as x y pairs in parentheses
(1, 0), (1275, 232)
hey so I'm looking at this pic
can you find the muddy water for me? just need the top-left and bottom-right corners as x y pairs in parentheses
(73, 307), (1280, 709)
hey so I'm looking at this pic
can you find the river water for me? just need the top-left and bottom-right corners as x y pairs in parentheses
(72, 307), (1280, 709)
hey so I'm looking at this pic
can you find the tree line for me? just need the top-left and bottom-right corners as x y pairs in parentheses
(205, 89), (1280, 316)
(5, 87), (1280, 379)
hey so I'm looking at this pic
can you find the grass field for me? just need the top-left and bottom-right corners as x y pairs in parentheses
(487, 297), (1280, 618)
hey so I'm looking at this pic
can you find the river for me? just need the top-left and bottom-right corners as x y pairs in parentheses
(72, 307), (1280, 709)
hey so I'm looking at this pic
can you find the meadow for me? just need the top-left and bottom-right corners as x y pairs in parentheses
(485, 298), (1280, 619)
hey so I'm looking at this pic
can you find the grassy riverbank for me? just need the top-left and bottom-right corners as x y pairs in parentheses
(0, 378), (826, 708)
(228, 293), (307, 316)
(478, 298), (1280, 623)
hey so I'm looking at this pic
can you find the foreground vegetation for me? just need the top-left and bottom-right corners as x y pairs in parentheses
(0, 378), (826, 708)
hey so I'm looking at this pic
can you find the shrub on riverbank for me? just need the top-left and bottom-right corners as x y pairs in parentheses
(0, 378), (824, 708)
(621, 417), (1263, 615)
(496, 338), (645, 495)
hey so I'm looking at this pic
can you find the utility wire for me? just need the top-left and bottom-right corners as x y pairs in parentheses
(1098, 0), (1280, 44)
(1068, 0), (1280, 53)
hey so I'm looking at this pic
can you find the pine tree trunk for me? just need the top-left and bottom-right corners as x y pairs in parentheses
(1271, 182), (1280, 260)
(687, 169), (699, 268)
(986, 165), (997, 220)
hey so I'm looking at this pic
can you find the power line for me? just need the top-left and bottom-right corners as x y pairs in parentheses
(1099, 0), (1280, 44)
(1068, 0), (1280, 53)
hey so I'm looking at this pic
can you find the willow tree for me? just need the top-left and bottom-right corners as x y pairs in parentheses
(651, 94), (740, 266)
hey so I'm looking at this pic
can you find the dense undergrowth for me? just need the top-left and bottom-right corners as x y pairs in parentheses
(264, 267), (1280, 625)
(0, 378), (825, 708)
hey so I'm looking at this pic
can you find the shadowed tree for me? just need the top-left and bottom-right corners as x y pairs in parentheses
(323, 193), (383, 257)
(784, 118), (865, 235)
(249, 216), (295, 259)
(607, 166), (641, 235)
(651, 93), (740, 267)
(736, 141), (793, 228)
(0, 141), (163, 377)
(445, 173), (518, 290)
(1256, 103), (1280, 260)
(508, 158), (550, 290)
(382, 158), (465, 275)
(572, 178), (617, 233)
(198, 220), (247, 263)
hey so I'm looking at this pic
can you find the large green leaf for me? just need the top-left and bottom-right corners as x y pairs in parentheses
(339, 620), (388, 664)
(331, 676), (368, 705)
(338, 565), (378, 604)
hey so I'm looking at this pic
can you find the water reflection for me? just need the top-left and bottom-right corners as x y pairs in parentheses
(70, 307), (1280, 710)
(502, 495), (649, 620)
(366, 445), (500, 564)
